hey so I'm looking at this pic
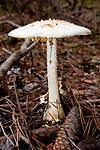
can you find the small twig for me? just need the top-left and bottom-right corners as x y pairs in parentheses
(30, 50), (34, 68)
(32, 136), (46, 149)
(13, 75), (23, 114)
(19, 116), (34, 150)
(12, 111), (31, 148)
(9, 125), (18, 146)
(12, 111), (20, 146)
(84, 99), (100, 103)
(0, 121), (14, 146)
(16, 118), (34, 150)
(2, 48), (12, 55)
(5, 97), (16, 107)
(4, 99), (18, 146)
(16, 118), (25, 136)
(0, 20), (21, 28)
(67, 137), (81, 150)
(0, 107), (23, 116)
(18, 131), (30, 144)
(6, 101), (14, 112)
(16, 128), (19, 148)
(27, 39), (40, 50)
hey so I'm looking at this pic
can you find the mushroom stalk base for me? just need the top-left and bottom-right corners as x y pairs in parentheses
(43, 38), (65, 122)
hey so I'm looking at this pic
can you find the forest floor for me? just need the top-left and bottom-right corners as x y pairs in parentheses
(0, 1), (100, 150)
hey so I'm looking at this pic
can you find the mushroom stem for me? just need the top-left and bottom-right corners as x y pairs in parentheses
(43, 38), (65, 122)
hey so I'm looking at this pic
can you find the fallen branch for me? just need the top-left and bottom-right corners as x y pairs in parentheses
(0, 39), (39, 77)
(0, 20), (21, 28)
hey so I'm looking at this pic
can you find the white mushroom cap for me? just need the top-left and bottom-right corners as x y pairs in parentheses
(8, 19), (91, 38)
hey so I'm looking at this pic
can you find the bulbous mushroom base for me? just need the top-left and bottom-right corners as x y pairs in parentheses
(43, 102), (65, 123)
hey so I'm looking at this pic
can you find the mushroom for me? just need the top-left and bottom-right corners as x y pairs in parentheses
(8, 19), (91, 123)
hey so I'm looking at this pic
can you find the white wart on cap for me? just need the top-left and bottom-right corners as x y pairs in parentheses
(8, 19), (91, 38)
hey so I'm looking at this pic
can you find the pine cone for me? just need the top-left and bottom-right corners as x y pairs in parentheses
(53, 106), (80, 150)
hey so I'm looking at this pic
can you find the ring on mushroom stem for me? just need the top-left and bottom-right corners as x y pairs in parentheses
(8, 19), (91, 123)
